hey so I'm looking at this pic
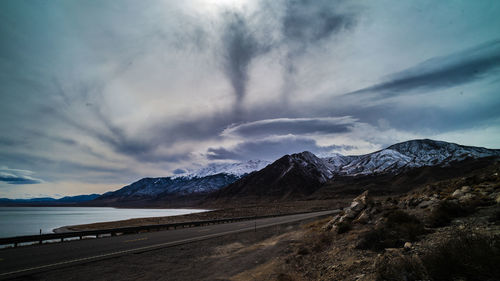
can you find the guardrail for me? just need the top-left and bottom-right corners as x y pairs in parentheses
(0, 211), (332, 247)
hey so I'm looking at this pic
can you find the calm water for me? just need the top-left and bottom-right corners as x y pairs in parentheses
(0, 207), (208, 238)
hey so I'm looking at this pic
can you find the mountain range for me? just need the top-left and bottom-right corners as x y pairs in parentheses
(94, 139), (500, 205)
(3, 139), (498, 206)
(0, 194), (100, 205)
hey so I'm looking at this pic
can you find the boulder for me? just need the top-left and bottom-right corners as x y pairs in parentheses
(460, 186), (471, 193)
(353, 210), (370, 224)
(451, 189), (464, 198)
(324, 190), (371, 232)
(459, 193), (475, 202)
(418, 200), (434, 209)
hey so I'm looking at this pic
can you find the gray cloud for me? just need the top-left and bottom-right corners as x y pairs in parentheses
(220, 11), (270, 112)
(348, 39), (500, 98)
(0, 167), (43, 185)
(282, 0), (355, 49)
(172, 168), (187, 175)
(207, 136), (355, 161)
(223, 117), (354, 138)
(280, 0), (356, 101)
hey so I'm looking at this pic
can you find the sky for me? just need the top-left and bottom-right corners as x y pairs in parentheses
(1, 0), (500, 198)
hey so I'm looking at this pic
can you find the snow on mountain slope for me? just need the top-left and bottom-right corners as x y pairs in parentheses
(323, 139), (500, 176)
(182, 160), (271, 178)
(288, 151), (333, 183)
(95, 160), (270, 202)
(97, 139), (500, 202)
(97, 173), (240, 202)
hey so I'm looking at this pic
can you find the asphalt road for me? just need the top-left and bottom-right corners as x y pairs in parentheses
(0, 210), (338, 279)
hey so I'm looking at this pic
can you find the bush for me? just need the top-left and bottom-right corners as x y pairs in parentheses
(422, 232), (500, 281)
(336, 221), (352, 234)
(489, 209), (500, 224)
(311, 231), (334, 253)
(427, 200), (475, 227)
(375, 255), (428, 281)
(375, 232), (500, 281)
(356, 210), (426, 251)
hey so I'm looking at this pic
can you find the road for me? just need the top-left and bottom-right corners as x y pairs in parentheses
(0, 210), (338, 279)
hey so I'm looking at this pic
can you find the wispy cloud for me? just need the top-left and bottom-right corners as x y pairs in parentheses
(223, 117), (355, 138)
(348, 39), (500, 98)
(0, 167), (43, 185)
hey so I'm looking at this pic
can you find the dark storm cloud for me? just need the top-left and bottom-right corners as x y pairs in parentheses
(220, 11), (270, 111)
(172, 168), (187, 175)
(0, 167), (42, 185)
(223, 117), (354, 138)
(207, 137), (356, 161)
(278, 0), (357, 100)
(348, 39), (500, 98)
(282, 0), (355, 48)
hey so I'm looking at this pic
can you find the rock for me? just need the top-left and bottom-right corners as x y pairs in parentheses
(418, 200), (434, 209)
(354, 274), (365, 280)
(459, 193), (475, 202)
(452, 189), (464, 198)
(353, 190), (370, 206)
(353, 210), (370, 224)
(324, 190), (371, 231)
(404, 242), (412, 250)
(322, 214), (341, 231)
(461, 186), (471, 193)
(496, 194), (500, 204)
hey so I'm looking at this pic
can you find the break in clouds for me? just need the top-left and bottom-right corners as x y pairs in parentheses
(0, 0), (499, 197)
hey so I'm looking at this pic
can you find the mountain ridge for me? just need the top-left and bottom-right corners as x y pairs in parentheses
(52, 139), (500, 205)
(211, 139), (500, 201)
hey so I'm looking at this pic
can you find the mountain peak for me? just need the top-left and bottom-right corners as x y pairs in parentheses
(175, 159), (271, 178)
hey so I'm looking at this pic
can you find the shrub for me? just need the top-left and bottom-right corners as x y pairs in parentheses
(422, 232), (500, 281)
(427, 200), (475, 227)
(489, 209), (500, 224)
(311, 231), (334, 252)
(375, 232), (500, 281)
(375, 255), (428, 281)
(276, 273), (295, 281)
(336, 221), (352, 234)
(356, 210), (426, 251)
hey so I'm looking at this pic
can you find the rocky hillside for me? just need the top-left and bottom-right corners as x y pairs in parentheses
(266, 161), (500, 281)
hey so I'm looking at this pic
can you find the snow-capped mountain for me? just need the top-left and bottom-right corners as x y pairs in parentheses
(213, 139), (500, 200)
(211, 151), (336, 200)
(179, 160), (271, 178)
(95, 160), (270, 203)
(96, 173), (239, 202)
(96, 139), (500, 203)
(324, 139), (500, 176)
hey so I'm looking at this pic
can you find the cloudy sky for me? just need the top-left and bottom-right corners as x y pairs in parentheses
(1, 0), (499, 198)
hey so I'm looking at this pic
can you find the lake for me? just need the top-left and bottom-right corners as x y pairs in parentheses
(0, 207), (208, 238)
